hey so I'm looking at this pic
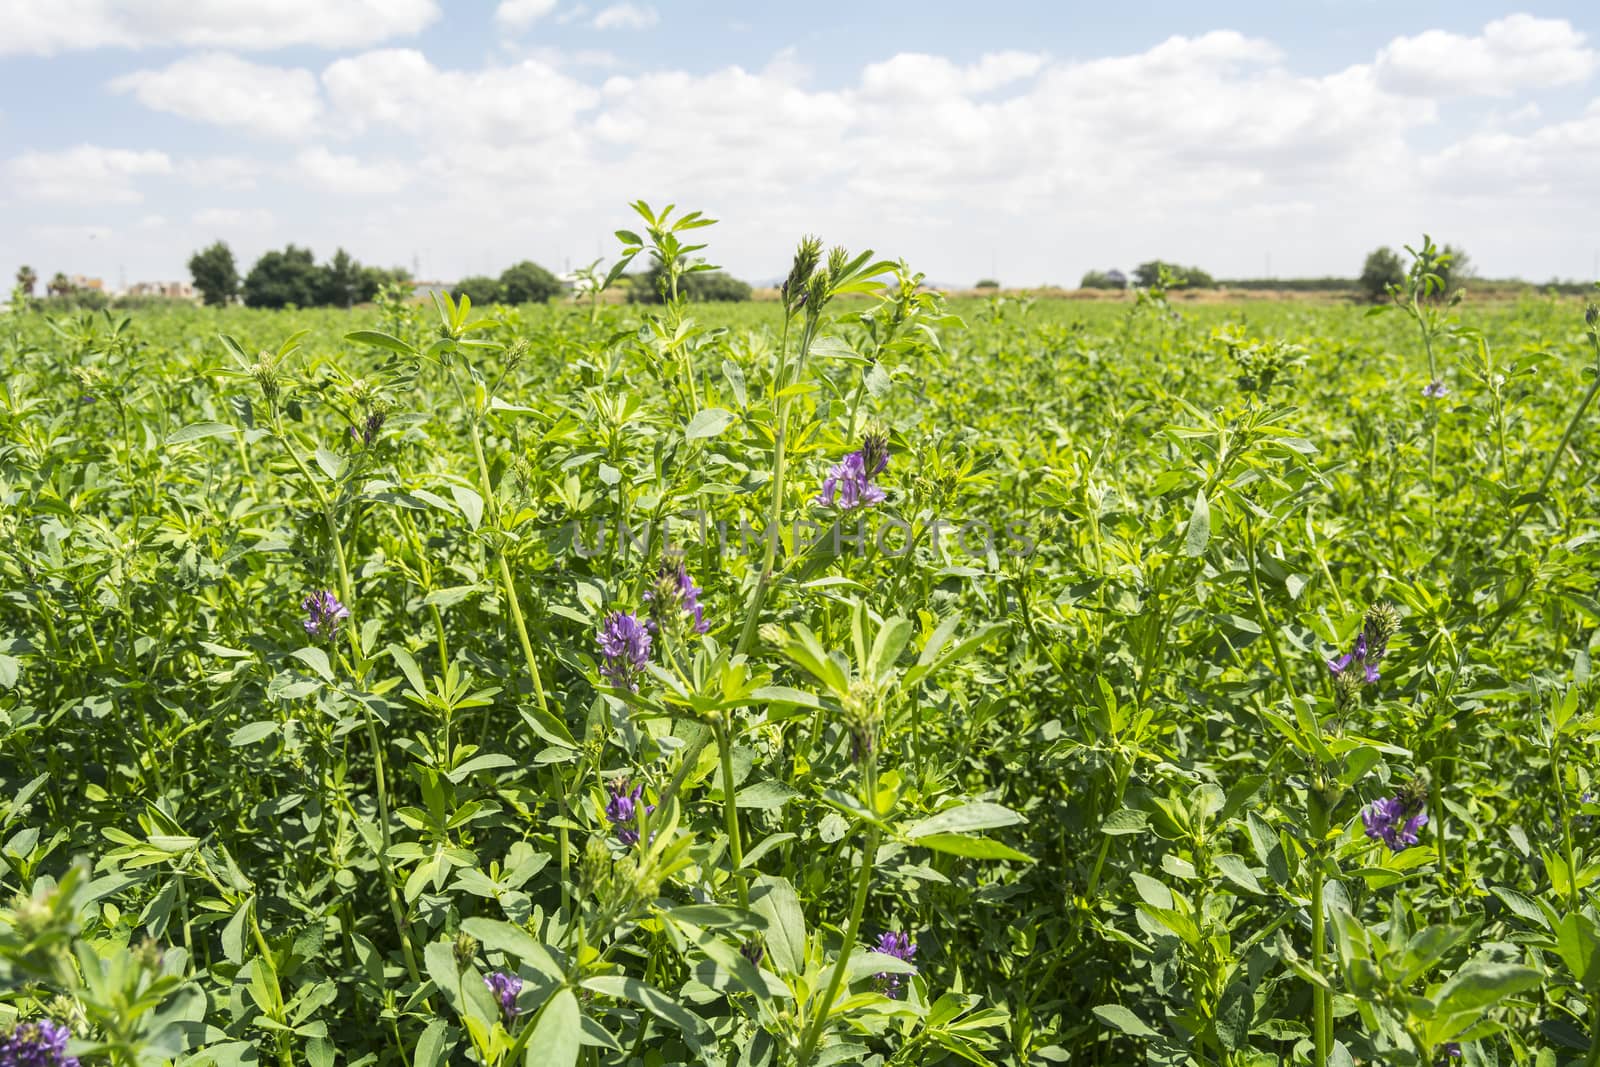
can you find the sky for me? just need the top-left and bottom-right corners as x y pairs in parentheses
(2, 1), (1599, 289)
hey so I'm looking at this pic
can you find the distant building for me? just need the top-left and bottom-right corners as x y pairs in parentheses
(125, 281), (196, 299)
(410, 280), (450, 300)
(69, 275), (104, 291)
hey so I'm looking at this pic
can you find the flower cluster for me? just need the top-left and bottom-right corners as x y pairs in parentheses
(597, 611), (652, 691)
(645, 562), (709, 637)
(1434, 1042), (1462, 1066)
(1361, 786), (1429, 852)
(0, 1021), (79, 1067)
(606, 780), (655, 846)
(818, 431), (890, 511)
(483, 971), (522, 1023)
(350, 410), (386, 446)
(1421, 380), (1449, 400)
(1328, 602), (1398, 684)
(872, 930), (918, 999)
(302, 590), (349, 640)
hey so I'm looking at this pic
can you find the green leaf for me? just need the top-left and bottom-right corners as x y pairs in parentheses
(1184, 489), (1211, 557)
(229, 721), (277, 747)
(911, 833), (1033, 862)
(459, 917), (563, 978)
(1093, 1003), (1158, 1038)
(580, 976), (713, 1057)
(345, 330), (416, 356)
(904, 802), (1025, 839)
(750, 876), (806, 977)
(685, 407), (736, 440)
(450, 485), (484, 530)
(290, 646), (334, 683)
(166, 421), (236, 446)
(1435, 962), (1543, 1015)
(524, 988), (580, 1067)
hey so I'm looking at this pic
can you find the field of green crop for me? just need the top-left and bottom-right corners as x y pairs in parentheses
(2, 219), (1599, 1066)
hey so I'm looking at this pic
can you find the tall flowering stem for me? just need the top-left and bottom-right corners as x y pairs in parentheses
(270, 409), (421, 986)
(795, 825), (879, 1067)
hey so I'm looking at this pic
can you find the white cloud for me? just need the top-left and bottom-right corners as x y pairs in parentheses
(496, 0), (558, 29)
(292, 147), (410, 195)
(591, 4), (657, 31)
(8, 145), (172, 203)
(193, 207), (275, 230)
(178, 156), (262, 191)
(111, 53), (323, 139)
(1376, 14), (1597, 97)
(322, 49), (599, 145)
(0, 0), (439, 54)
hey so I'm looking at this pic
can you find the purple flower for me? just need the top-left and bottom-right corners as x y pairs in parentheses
(1361, 793), (1428, 852)
(740, 939), (765, 967)
(1434, 1043), (1462, 1066)
(645, 564), (709, 635)
(1327, 632), (1371, 679)
(302, 590), (349, 640)
(350, 411), (386, 446)
(0, 1021), (80, 1067)
(597, 611), (651, 691)
(1422, 380), (1450, 400)
(605, 780), (654, 845)
(872, 930), (918, 999)
(818, 433), (889, 511)
(1327, 603), (1398, 685)
(483, 971), (522, 1023)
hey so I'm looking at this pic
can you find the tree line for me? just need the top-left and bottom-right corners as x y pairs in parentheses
(185, 242), (410, 309)
(1076, 246), (1478, 300)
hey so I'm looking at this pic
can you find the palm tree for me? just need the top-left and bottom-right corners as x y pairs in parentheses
(47, 272), (72, 298)
(15, 265), (37, 296)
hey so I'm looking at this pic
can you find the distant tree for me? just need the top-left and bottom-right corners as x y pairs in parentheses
(47, 272), (73, 298)
(15, 265), (37, 297)
(315, 248), (364, 308)
(1437, 243), (1474, 293)
(1133, 260), (1213, 289)
(498, 260), (562, 305)
(631, 263), (752, 303)
(974, 278), (1000, 289)
(1079, 270), (1126, 290)
(452, 275), (503, 306)
(243, 245), (320, 309)
(188, 241), (239, 306)
(361, 264), (410, 302)
(1358, 247), (1404, 302)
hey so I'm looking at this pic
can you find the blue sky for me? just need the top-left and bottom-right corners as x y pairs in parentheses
(3, 1), (1598, 289)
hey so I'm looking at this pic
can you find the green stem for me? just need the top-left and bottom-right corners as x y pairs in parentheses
(717, 716), (748, 905)
(1500, 330), (1600, 549)
(1244, 519), (1294, 689)
(470, 421), (552, 716)
(1311, 858), (1329, 1067)
(364, 707), (422, 984)
(795, 825), (880, 1067)
(736, 314), (809, 656)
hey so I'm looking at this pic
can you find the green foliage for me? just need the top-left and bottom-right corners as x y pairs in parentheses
(498, 259), (562, 305)
(630, 262), (753, 303)
(242, 245), (409, 309)
(1134, 259), (1215, 288)
(1360, 246), (1405, 302)
(2, 211), (1600, 1067)
(242, 244), (320, 309)
(188, 240), (240, 306)
(974, 278), (1000, 289)
(1079, 269), (1126, 289)
(452, 274), (504, 306)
